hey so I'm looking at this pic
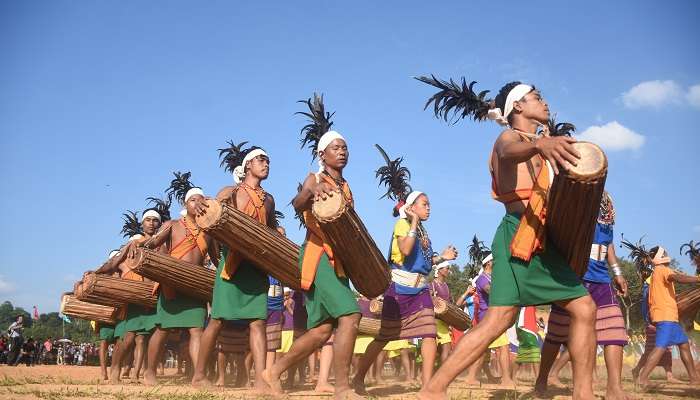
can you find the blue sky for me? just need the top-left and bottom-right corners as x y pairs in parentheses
(1, 1), (698, 313)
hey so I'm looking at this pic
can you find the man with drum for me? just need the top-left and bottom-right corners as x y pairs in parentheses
(415, 77), (596, 400)
(262, 96), (362, 399)
(191, 143), (277, 393)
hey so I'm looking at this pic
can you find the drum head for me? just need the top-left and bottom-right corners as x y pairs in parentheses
(195, 198), (223, 229)
(565, 142), (607, 179)
(312, 192), (346, 221)
(122, 248), (145, 270)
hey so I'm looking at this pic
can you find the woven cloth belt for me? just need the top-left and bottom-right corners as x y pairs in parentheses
(268, 284), (283, 297)
(590, 244), (608, 262)
(391, 269), (428, 289)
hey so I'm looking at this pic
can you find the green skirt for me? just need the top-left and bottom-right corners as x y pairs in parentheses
(490, 213), (588, 306)
(99, 324), (116, 343)
(210, 247), (268, 321)
(516, 327), (541, 363)
(114, 319), (126, 339)
(299, 244), (360, 329)
(152, 291), (206, 329)
(124, 304), (156, 334)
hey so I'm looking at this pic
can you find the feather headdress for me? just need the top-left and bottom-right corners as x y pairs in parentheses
(375, 144), (413, 217)
(145, 196), (172, 222)
(546, 116), (576, 137)
(415, 75), (493, 123)
(597, 191), (615, 225)
(218, 141), (250, 174)
(166, 171), (196, 205)
(680, 240), (700, 270)
(621, 235), (652, 273)
(467, 235), (490, 267)
(296, 93), (335, 160)
(120, 210), (143, 238)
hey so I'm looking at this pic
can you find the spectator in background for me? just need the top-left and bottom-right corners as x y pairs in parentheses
(14, 337), (35, 366)
(6, 315), (24, 365)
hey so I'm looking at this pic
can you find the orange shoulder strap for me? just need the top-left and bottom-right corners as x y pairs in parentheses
(509, 157), (550, 262)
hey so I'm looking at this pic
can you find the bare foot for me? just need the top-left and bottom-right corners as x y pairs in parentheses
(191, 375), (214, 388)
(108, 369), (121, 385)
(462, 378), (480, 386)
(606, 386), (633, 400)
(416, 389), (448, 400)
(143, 370), (158, 386)
(253, 377), (271, 395)
(215, 379), (225, 387)
(351, 377), (368, 395)
(549, 376), (566, 388)
(261, 368), (284, 396)
(637, 380), (661, 392)
(315, 383), (335, 393)
(334, 387), (364, 400)
(496, 378), (516, 390)
(666, 376), (682, 384)
(534, 380), (549, 399)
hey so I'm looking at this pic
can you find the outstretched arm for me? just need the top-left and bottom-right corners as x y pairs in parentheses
(142, 220), (174, 250)
(495, 130), (580, 175)
(669, 273), (700, 284)
(94, 243), (134, 274)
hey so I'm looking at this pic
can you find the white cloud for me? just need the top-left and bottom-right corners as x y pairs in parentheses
(0, 275), (15, 294)
(577, 121), (645, 151)
(687, 85), (700, 109)
(622, 80), (682, 109)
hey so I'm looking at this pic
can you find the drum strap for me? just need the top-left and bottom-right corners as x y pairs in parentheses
(153, 218), (208, 299)
(221, 184), (268, 280)
(300, 173), (351, 290)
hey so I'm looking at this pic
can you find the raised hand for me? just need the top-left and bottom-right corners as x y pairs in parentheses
(535, 136), (580, 175)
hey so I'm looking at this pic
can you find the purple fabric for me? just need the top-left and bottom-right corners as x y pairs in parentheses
(431, 281), (450, 301)
(292, 290), (308, 331)
(282, 308), (294, 330)
(357, 298), (375, 318)
(475, 273), (491, 321)
(382, 283), (433, 320)
(266, 310), (283, 326)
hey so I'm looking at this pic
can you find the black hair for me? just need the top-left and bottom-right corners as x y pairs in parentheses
(493, 81), (538, 125)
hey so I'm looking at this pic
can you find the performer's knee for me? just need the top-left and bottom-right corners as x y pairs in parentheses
(569, 296), (596, 325)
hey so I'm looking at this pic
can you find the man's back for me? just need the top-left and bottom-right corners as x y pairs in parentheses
(649, 265), (678, 323)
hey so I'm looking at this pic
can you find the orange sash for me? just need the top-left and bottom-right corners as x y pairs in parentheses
(507, 156), (550, 262)
(300, 173), (351, 290)
(153, 217), (208, 299)
(220, 184), (268, 280)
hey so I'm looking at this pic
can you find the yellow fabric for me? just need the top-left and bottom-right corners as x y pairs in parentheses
(277, 330), (294, 353)
(649, 265), (678, 322)
(353, 335), (374, 354)
(384, 339), (412, 354)
(488, 332), (509, 349)
(436, 320), (452, 345)
(694, 321), (700, 331)
(221, 184), (267, 280)
(390, 219), (411, 265)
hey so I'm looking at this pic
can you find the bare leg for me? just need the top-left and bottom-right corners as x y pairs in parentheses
(331, 313), (362, 400)
(535, 341), (562, 395)
(496, 345), (514, 388)
(417, 305), (519, 400)
(263, 322), (333, 395)
(143, 327), (169, 386)
(638, 347), (667, 388)
(401, 348), (412, 379)
(351, 339), (388, 394)
(248, 319), (269, 392)
(678, 343), (700, 383)
(109, 333), (136, 383)
(244, 351), (253, 386)
(266, 351), (276, 377)
(464, 353), (485, 385)
(603, 345), (629, 400)
(556, 296), (596, 400)
(191, 319), (222, 387)
(307, 349), (318, 383)
(133, 335), (146, 380)
(215, 352), (227, 386)
(421, 337), (437, 385)
(315, 344), (334, 392)
(440, 342), (452, 364)
(99, 340), (109, 381)
(375, 351), (386, 384)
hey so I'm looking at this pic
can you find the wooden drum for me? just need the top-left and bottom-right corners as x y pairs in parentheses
(547, 142), (608, 277)
(195, 199), (301, 290)
(369, 298), (384, 314)
(60, 293), (119, 324)
(358, 317), (381, 337)
(80, 273), (157, 309)
(678, 287), (700, 321)
(432, 297), (471, 331)
(125, 249), (215, 302)
(312, 194), (390, 298)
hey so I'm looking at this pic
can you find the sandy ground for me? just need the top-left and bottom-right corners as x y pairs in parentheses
(1, 365), (699, 400)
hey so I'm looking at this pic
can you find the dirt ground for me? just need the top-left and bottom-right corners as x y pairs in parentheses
(1, 365), (699, 400)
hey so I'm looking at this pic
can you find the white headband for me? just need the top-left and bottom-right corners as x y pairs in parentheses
(233, 149), (268, 184)
(487, 84), (533, 126)
(128, 234), (144, 242)
(482, 253), (494, 264)
(142, 210), (161, 221)
(399, 191), (424, 219)
(652, 247), (670, 266)
(316, 131), (346, 174)
(184, 187), (204, 203)
(108, 250), (120, 259)
(433, 261), (450, 278)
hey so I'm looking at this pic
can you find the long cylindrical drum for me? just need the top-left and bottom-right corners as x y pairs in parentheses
(195, 199), (302, 290)
(358, 317), (381, 337)
(433, 297), (471, 331)
(547, 142), (608, 277)
(73, 281), (127, 309)
(677, 287), (700, 321)
(369, 299), (384, 314)
(124, 249), (215, 302)
(60, 293), (118, 324)
(80, 273), (157, 309)
(312, 195), (390, 298)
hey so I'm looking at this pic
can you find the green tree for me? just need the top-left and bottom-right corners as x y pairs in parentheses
(0, 301), (96, 342)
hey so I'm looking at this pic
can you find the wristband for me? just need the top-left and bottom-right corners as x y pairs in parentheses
(611, 263), (623, 276)
(407, 230), (417, 238)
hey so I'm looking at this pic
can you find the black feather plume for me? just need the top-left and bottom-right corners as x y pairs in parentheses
(467, 235), (490, 267)
(621, 235), (652, 271)
(415, 75), (493, 123)
(547, 116), (576, 137)
(146, 196), (172, 222)
(296, 93), (334, 160)
(218, 141), (249, 174)
(166, 171), (195, 205)
(374, 144), (412, 201)
(120, 210), (143, 238)
(291, 182), (306, 229)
